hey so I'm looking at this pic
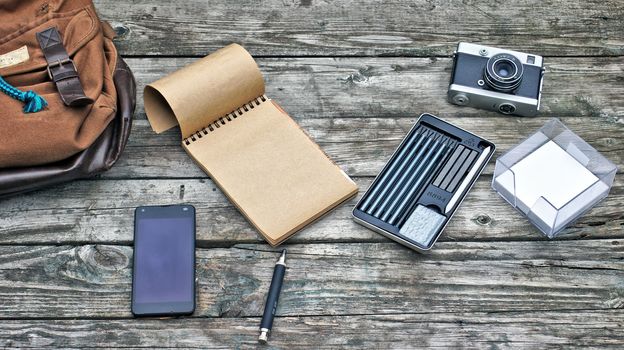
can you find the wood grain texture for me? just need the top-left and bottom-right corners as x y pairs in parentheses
(125, 57), (624, 121)
(2, 311), (624, 349)
(3, 0), (624, 347)
(110, 56), (623, 179)
(92, 0), (624, 57)
(0, 242), (622, 319)
(0, 176), (621, 245)
(108, 117), (623, 180)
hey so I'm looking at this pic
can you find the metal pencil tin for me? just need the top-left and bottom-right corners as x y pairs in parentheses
(352, 113), (495, 252)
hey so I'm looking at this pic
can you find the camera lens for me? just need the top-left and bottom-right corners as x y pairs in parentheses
(494, 61), (515, 77)
(484, 53), (523, 92)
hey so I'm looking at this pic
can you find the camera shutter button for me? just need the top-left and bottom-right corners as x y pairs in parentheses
(453, 93), (470, 105)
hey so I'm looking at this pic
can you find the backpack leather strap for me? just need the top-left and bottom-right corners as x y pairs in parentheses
(36, 27), (94, 107)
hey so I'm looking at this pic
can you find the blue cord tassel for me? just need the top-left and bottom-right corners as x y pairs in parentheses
(0, 76), (48, 113)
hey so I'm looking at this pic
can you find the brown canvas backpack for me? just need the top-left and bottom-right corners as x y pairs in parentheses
(0, 0), (135, 197)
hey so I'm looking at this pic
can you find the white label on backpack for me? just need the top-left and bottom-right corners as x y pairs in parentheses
(0, 46), (30, 69)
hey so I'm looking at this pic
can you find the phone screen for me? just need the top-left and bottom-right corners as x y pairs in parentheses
(132, 205), (195, 316)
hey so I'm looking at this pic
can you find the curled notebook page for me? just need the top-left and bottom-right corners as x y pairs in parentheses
(144, 44), (265, 139)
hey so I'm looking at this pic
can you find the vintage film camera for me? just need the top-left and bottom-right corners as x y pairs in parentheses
(448, 42), (545, 117)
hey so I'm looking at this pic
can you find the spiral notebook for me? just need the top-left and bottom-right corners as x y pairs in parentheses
(143, 44), (358, 246)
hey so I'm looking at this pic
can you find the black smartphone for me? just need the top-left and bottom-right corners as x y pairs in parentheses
(132, 205), (196, 316)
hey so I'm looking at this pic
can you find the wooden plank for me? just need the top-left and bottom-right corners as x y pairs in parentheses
(2, 311), (624, 349)
(126, 57), (624, 121)
(91, 0), (624, 57)
(0, 242), (622, 318)
(108, 56), (624, 178)
(107, 117), (623, 179)
(0, 176), (621, 245)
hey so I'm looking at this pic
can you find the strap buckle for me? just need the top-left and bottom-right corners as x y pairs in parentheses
(46, 58), (77, 80)
(37, 27), (94, 107)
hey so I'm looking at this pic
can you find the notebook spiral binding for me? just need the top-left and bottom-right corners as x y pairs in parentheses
(184, 95), (268, 145)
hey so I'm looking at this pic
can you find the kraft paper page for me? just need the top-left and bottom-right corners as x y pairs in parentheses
(184, 99), (358, 245)
(143, 43), (358, 246)
(143, 43), (265, 139)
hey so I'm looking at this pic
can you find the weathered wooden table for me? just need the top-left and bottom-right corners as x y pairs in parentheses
(2, 0), (623, 348)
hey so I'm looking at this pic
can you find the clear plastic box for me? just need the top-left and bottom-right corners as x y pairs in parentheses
(492, 118), (617, 238)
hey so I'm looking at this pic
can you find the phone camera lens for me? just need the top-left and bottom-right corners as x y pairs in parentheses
(484, 53), (523, 92)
